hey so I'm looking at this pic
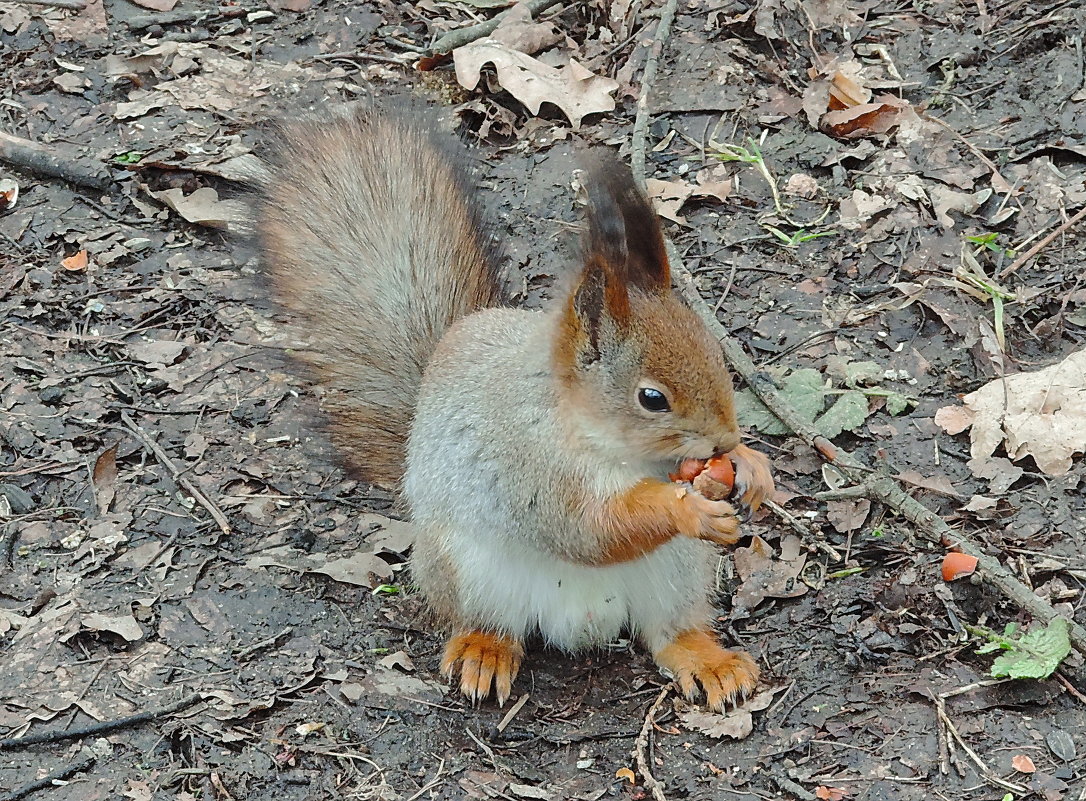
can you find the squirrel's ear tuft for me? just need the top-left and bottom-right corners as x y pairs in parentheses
(571, 260), (630, 364)
(583, 155), (670, 293)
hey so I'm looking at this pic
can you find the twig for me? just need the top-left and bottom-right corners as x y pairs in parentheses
(0, 755), (95, 801)
(119, 411), (231, 536)
(629, 0), (679, 183)
(622, 0), (1086, 661)
(0, 131), (112, 191)
(234, 626), (293, 661)
(7, 0), (86, 8)
(403, 758), (446, 801)
(997, 205), (1086, 278)
(632, 684), (671, 801)
(929, 691), (1027, 794)
(769, 773), (817, 801)
(428, 0), (566, 54)
(125, 5), (248, 30)
(0, 693), (202, 751)
(495, 693), (530, 734)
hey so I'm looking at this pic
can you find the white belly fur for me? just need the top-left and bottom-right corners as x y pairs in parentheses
(450, 531), (714, 652)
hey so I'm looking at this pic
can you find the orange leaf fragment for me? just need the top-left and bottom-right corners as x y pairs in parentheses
(61, 249), (88, 272)
(815, 787), (849, 801)
(941, 552), (979, 581)
(615, 767), (636, 783)
(1011, 754), (1036, 773)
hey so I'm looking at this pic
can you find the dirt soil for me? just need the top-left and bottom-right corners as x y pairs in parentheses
(2, 0), (1086, 799)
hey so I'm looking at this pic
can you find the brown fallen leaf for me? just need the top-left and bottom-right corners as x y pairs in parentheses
(92, 444), (119, 516)
(1011, 754), (1036, 773)
(453, 40), (617, 129)
(61, 249), (88, 271)
(934, 348), (1086, 475)
(823, 95), (912, 139)
(645, 178), (693, 224)
(815, 787), (849, 801)
(826, 499), (870, 533)
(150, 186), (251, 231)
(678, 687), (778, 739)
(246, 545), (394, 588)
(79, 612), (144, 642)
(731, 534), (808, 618)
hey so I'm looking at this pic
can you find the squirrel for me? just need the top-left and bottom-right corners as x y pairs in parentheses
(256, 105), (775, 710)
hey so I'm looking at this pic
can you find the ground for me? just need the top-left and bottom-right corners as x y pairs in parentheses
(1, 0), (1085, 800)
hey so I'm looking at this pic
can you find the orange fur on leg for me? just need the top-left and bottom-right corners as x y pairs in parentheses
(441, 630), (524, 706)
(587, 479), (740, 565)
(654, 628), (759, 711)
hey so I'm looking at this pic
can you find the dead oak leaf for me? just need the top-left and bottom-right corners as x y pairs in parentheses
(934, 348), (1086, 475)
(646, 178), (693, 224)
(453, 39), (617, 129)
(678, 687), (778, 740)
(731, 534), (808, 618)
(823, 95), (913, 139)
(246, 545), (394, 588)
(150, 186), (251, 231)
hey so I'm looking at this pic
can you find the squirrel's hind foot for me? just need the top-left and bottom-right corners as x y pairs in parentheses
(441, 630), (524, 706)
(654, 628), (759, 711)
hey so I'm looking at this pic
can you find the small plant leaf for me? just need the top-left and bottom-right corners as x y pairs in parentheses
(987, 618), (1072, 680)
(736, 369), (827, 436)
(884, 391), (911, 416)
(815, 390), (869, 438)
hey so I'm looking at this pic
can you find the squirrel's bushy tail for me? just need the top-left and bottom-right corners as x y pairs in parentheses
(257, 106), (501, 486)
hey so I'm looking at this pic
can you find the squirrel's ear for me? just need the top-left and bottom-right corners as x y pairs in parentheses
(571, 260), (630, 363)
(584, 156), (670, 293)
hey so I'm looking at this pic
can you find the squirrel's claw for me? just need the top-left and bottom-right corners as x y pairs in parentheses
(728, 444), (775, 513)
(441, 630), (524, 706)
(654, 628), (759, 712)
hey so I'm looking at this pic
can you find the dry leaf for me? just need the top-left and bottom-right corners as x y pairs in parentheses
(1011, 754), (1036, 773)
(815, 787), (849, 801)
(929, 185), (993, 228)
(645, 178), (693, 224)
(81, 612), (144, 642)
(246, 545), (394, 588)
(615, 768), (635, 783)
(490, 3), (562, 54)
(92, 444), (119, 516)
(61, 250), (89, 271)
(377, 650), (414, 672)
(453, 40), (617, 129)
(826, 499), (870, 533)
(934, 348), (1086, 475)
(150, 186), (251, 231)
(678, 688), (777, 739)
(823, 95), (911, 139)
(731, 534), (808, 617)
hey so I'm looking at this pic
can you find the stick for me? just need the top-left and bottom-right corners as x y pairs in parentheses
(7, 0), (87, 8)
(622, 0), (1086, 658)
(125, 5), (249, 30)
(0, 132), (112, 191)
(428, 0), (566, 54)
(630, 0), (679, 184)
(0, 755), (95, 801)
(0, 693), (202, 751)
(997, 205), (1086, 278)
(632, 685), (671, 801)
(119, 411), (232, 536)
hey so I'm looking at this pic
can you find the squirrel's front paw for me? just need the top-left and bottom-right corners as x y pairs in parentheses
(655, 628), (759, 711)
(728, 444), (775, 512)
(441, 630), (524, 706)
(677, 489), (741, 546)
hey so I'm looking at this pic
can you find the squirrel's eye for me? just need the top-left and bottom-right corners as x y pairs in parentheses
(638, 387), (670, 413)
